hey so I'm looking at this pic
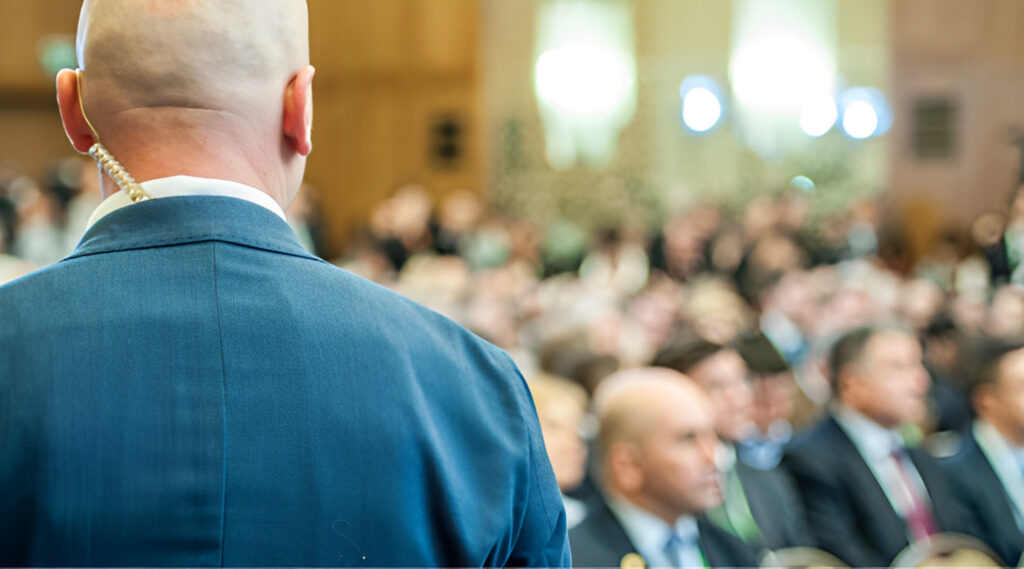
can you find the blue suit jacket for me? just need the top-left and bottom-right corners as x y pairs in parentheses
(939, 431), (1024, 566)
(0, 196), (569, 567)
(783, 415), (979, 568)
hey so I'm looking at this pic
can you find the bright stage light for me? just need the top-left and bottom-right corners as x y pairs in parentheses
(842, 101), (878, 139)
(535, 44), (633, 117)
(838, 86), (892, 139)
(679, 77), (724, 133)
(729, 37), (833, 112)
(799, 94), (837, 137)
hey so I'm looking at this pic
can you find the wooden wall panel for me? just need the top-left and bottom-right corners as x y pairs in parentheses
(304, 0), (481, 258)
(0, 1), (81, 179)
(0, 0), (483, 259)
(309, 0), (405, 79)
(0, 0), (80, 94)
(889, 0), (1024, 259)
(412, 0), (479, 76)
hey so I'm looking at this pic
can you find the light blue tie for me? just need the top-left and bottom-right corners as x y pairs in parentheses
(663, 532), (684, 569)
(665, 529), (705, 568)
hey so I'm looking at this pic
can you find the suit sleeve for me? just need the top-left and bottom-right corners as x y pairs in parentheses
(783, 448), (888, 568)
(504, 356), (571, 568)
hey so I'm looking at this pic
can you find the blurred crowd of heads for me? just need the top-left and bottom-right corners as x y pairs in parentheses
(333, 180), (1024, 518)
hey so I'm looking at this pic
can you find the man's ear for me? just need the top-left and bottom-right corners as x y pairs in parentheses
(56, 69), (96, 154)
(972, 384), (994, 418)
(607, 443), (644, 493)
(283, 64), (315, 157)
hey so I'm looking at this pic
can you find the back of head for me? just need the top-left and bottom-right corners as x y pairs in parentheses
(78, 0), (308, 120)
(962, 335), (1024, 395)
(652, 330), (723, 375)
(67, 0), (313, 204)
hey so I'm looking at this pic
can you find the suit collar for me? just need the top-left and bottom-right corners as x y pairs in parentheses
(66, 195), (318, 262)
(606, 496), (698, 567)
(833, 404), (904, 461)
(87, 175), (287, 230)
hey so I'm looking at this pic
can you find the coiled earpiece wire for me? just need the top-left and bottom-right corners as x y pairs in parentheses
(76, 69), (151, 203)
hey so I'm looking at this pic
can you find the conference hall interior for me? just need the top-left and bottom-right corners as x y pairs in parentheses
(2, 1), (1023, 567)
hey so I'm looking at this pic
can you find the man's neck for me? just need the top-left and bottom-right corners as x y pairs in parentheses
(980, 414), (1024, 449)
(97, 111), (285, 207)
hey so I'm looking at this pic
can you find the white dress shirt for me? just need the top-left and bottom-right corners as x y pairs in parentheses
(607, 497), (704, 568)
(833, 405), (933, 534)
(973, 419), (1024, 531)
(85, 175), (287, 231)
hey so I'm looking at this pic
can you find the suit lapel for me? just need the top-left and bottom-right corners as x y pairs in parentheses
(963, 434), (1023, 536)
(823, 417), (909, 551)
(580, 498), (644, 567)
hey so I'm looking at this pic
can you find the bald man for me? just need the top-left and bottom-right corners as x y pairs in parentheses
(569, 368), (758, 568)
(0, 2), (568, 566)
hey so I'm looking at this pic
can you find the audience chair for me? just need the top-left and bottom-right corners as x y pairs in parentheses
(760, 547), (849, 569)
(890, 533), (1003, 568)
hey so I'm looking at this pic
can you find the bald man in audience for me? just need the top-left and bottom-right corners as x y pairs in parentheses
(0, 1), (568, 566)
(569, 368), (759, 568)
(940, 337), (1024, 566)
(784, 324), (980, 567)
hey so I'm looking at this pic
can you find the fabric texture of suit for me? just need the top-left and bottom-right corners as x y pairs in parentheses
(568, 496), (760, 568)
(733, 459), (816, 550)
(783, 414), (979, 568)
(0, 195), (569, 567)
(939, 431), (1024, 566)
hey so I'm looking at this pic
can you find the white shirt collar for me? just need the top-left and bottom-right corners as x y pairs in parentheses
(85, 175), (287, 230)
(606, 496), (699, 567)
(834, 404), (904, 461)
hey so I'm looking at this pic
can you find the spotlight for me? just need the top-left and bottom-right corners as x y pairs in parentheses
(679, 76), (725, 133)
(838, 87), (892, 139)
(535, 44), (633, 117)
(799, 93), (838, 137)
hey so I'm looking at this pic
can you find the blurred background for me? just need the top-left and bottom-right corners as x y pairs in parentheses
(2, 0), (1022, 262)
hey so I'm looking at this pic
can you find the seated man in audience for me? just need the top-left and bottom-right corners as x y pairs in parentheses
(654, 333), (815, 552)
(569, 367), (758, 568)
(940, 337), (1024, 566)
(530, 372), (591, 529)
(784, 324), (979, 567)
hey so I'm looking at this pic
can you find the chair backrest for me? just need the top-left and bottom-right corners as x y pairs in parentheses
(890, 532), (1003, 568)
(760, 547), (849, 569)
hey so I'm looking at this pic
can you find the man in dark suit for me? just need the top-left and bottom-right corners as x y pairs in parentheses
(784, 325), (979, 567)
(569, 368), (759, 568)
(654, 334), (814, 552)
(0, 1), (568, 566)
(939, 337), (1024, 566)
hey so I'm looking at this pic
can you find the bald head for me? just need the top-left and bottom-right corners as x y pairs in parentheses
(593, 367), (723, 521)
(78, 0), (308, 114)
(60, 0), (315, 205)
(594, 367), (711, 457)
